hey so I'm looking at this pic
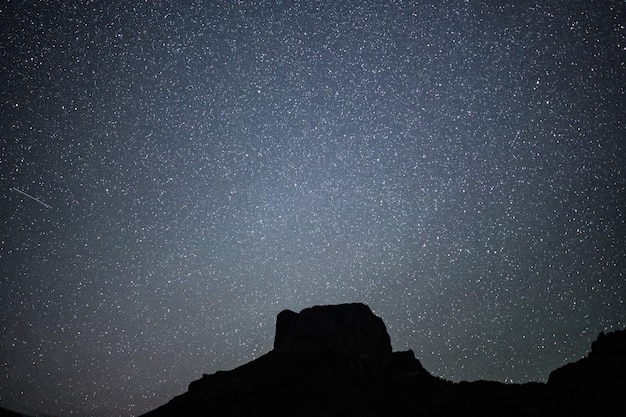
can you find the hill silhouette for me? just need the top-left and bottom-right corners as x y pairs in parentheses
(139, 303), (625, 417)
(0, 407), (26, 417)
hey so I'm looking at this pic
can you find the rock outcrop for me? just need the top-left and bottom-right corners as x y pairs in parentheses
(273, 303), (392, 360)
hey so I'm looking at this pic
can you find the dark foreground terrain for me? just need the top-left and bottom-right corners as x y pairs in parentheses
(138, 303), (625, 417)
(0, 407), (25, 417)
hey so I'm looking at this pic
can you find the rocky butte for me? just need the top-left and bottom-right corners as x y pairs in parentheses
(139, 303), (625, 417)
(274, 303), (392, 359)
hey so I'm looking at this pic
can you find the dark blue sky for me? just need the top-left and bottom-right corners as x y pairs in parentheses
(1, 1), (625, 416)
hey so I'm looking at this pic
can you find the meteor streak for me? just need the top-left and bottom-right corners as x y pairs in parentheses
(11, 187), (53, 209)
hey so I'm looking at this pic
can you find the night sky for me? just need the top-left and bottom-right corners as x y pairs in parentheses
(1, 1), (625, 416)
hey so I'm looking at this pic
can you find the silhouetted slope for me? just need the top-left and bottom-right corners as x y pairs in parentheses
(0, 406), (26, 417)
(138, 303), (625, 417)
(538, 328), (626, 416)
(141, 349), (450, 417)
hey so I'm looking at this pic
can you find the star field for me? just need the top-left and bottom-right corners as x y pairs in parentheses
(1, 1), (625, 416)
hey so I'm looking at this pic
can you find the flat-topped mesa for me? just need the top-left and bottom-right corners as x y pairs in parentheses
(273, 303), (392, 360)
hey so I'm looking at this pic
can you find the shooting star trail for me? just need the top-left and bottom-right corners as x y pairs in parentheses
(510, 130), (520, 147)
(11, 187), (53, 209)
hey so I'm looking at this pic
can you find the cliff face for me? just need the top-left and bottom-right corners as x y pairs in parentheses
(138, 303), (625, 417)
(274, 303), (392, 360)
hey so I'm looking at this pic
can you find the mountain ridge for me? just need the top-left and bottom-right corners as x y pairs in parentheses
(137, 303), (625, 416)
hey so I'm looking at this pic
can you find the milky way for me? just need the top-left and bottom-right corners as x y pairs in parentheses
(1, 1), (625, 416)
